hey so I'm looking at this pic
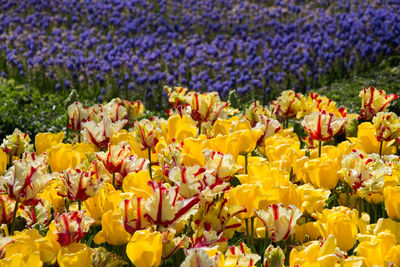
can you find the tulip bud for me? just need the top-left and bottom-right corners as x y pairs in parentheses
(264, 245), (285, 267)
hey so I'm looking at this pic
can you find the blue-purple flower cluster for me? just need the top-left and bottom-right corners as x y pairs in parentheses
(0, 0), (399, 105)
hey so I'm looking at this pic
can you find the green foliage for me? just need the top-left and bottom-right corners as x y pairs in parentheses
(0, 78), (69, 140)
(316, 57), (400, 114)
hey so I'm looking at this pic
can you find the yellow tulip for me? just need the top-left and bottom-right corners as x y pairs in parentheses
(5, 229), (42, 259)
(355, 231), (397, 267)
(387, 245), (400, 266)
(94, 210), (131, 246)
(260, 134), (300, 163)
(47, 144), (82, 172)
(296, 184), (330, 214)
(203, 134), (240, 162)
(126, 230), (162, 267)
(181, 137), (206, 166)
(212, 117), (240, 136)
(35, 132), (65, 155)
(373, 218), (400, 243)
(289, 235), (340, 267)
(38, 180), (65, 214)
(36, 235), (61, 265)
(122, 170), (154, 198)
(348, 122), (394, 155)
(0, 149), (8, 175)
(226, 184), (270, 218)
(384, 186), (400, 220)
(0, 252), (42, 267)
(56, 243), (92, 267)
(231, 129), (263, 155)
(317, 207), (359, 251)
(303, 153), (339, 190)
(83, 183), (123, 225)
(294, 222), (320, 243)
(167, 115), (197, 143)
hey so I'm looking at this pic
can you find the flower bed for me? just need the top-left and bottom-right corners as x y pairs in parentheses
(0, 86), (399, 266)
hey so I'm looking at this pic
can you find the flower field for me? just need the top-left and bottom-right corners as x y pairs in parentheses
(1, 0), (400, 105)
(1, 0), (400, 266)
(0, 86), (399, 266)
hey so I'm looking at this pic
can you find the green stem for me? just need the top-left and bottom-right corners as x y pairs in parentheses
(65, 198), (69, 212)
(244, 153), (248, 175)
(198, 122), (202, 136)
(289, 167), (294, 182)
(10, 201), (19, 236)
(245, 218), (250, 245)
(318, 140), (322, 158)
(66, 115), (69, 141)
(112, 172), (116, 188)
(250, 217), (255, 252)
(148, 148), (153, 180)
(379, 140), (383, 156)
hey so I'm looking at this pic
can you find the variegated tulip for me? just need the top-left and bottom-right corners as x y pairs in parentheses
(181, 247), (223, 267)
(0, 195), (15, 224)
(360, 86), (398, 120)
(254, 115), (281, 146)
(339, 150), (390, 196)
(164, 86), (189, 109)
(120, 197), (149, 234)
(145, 181), (199, 228)
(133, 119), (159, 151)
(20, 200), (51, 228)
(96, 142), (131, 174)
(1, 129), (33, 158)
(121, 100), (144, 125)
(3, 152), (52, 205)
(185, 91), (228, 124)
(301, 110), (346, 142)
(203, 149), (238, 181)
(158, 143), (183, 177)
(224, 242), (261, 266)
(103, 98), (127, 123)
(81, 115), (127, 149)
(373, 112), (400, 142)
(54, 210), (95, 246)
(270, 90), (305, 122)
(244, 101), (272, 127)
(254, 203), (302, 242)
(67, 101), (90, 131)
(57, 166), (104, 203)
